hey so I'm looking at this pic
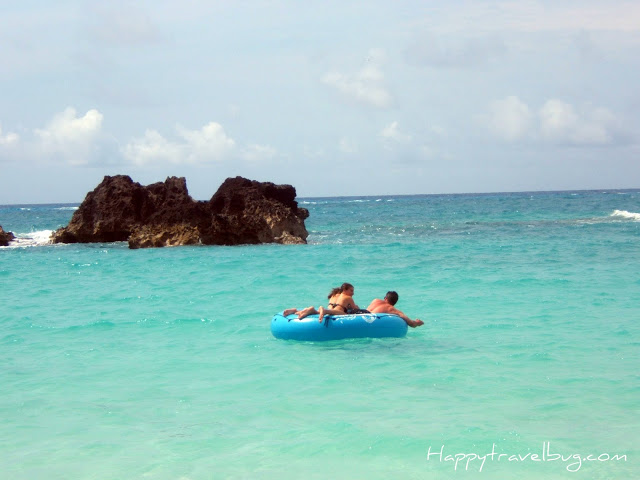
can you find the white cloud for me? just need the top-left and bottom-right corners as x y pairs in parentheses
(4, 109), (259, 167)
(36, 108), (103, 144)
(380, 121), (412, 143)
(123, 129), (182, 166)
(322, 49), (393, 108)
(35, 108), (104, 165)
(242, 144), (277, 162)
(538, 99), (619, 145)
(430, 125), (447, 137)
(339, 137), (358, 154)
(484, 96), (533, 141)
(0, 126), (19, 146)
(123, 122), (236, 166)
(419, 145), (435, 159)
(178, 122), (236, 162)
(0, 126), (20, 162)
(483, 97), (625, 146)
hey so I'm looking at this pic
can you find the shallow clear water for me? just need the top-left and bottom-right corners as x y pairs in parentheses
(1, 190), (639, 479)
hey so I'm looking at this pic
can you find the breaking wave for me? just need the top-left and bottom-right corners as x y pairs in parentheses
(610, 210), (640, 221)
(3, 230), (54, 248)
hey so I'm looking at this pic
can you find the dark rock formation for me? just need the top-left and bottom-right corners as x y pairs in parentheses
(0, 225), (15, 246)
(51, 175), (309, 248)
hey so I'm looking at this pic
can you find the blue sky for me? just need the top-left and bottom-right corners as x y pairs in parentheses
(1, 0), (639, 203)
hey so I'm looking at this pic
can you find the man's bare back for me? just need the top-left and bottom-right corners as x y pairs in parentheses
(366, 294), (424, 328)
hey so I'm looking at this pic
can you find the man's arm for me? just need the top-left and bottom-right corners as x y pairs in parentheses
(390, 306), (424, 328)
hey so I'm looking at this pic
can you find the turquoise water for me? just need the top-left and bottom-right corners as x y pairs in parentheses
(1, 191), (639, 479)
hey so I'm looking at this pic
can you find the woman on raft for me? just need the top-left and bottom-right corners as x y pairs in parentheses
(283, 282), (361, 322)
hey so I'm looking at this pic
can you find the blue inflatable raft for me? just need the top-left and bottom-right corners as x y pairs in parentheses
(271, 311), (408, 341)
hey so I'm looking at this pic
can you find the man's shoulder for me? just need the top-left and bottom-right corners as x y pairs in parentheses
(370, 301), (394, 313)
(366, 298), (384, 309)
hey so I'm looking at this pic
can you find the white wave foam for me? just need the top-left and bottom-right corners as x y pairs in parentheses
(56, 206), (78, 211)
(300, 200), (334, 205)
(6, 230), (54, 248)
(611, 210), (640, 221)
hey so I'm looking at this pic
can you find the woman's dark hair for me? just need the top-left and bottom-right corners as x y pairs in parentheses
(328, 282), (354, 299)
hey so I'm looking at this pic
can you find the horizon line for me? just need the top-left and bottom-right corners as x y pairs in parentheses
(1, 186), (639, 207)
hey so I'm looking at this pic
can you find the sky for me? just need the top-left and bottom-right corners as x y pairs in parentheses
(1, 0), (639, 203)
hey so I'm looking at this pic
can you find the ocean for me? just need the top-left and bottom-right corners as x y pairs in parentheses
(1, 190), (638, 479)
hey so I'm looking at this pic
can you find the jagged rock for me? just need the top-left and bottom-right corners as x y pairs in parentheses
(0, 225), (15, 246)
(51, 175), (309, 248)
(203, 176), (309, 245)
(128, 224), (202, 249)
